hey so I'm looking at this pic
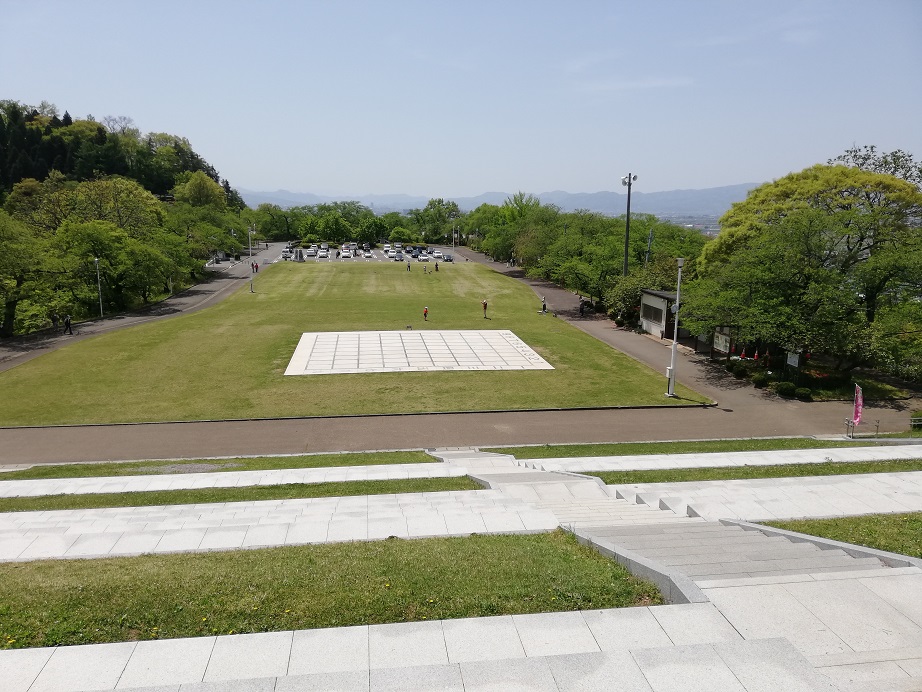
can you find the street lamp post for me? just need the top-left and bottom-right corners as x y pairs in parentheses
(94, 257), (103, 318)
(666, 257), (685, 397)
(621, 174), (637, 276)
(248, 225), (254, 258)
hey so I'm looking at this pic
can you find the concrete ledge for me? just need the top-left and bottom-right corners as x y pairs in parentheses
(720, 519), (922, 569)
(565, 527), (709, 605)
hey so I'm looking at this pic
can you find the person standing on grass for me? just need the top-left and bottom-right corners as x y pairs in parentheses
(63, 314), (73, 335)
(541, 297), (547, 313)
(482, 299), (488, 318)
(423, 306), (428, 321)
(407, 260), (411, 271)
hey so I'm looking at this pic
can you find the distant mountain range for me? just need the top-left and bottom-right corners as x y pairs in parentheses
(239, 183), (761, 218)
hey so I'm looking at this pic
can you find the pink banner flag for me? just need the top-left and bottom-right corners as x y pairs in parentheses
(853, 384), (863, 425)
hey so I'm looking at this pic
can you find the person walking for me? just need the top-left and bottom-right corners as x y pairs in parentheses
(482, 299), (488, 319)
(541, 297), (547, 313)
(407, 261), (411, 271)
(62, 314), (73, 335)
(423, 306), (428, 321)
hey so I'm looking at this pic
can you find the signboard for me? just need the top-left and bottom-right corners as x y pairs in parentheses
(713, 333), (730, 353)
(853, 385), (863, 425)
(786, 351), (800, 367)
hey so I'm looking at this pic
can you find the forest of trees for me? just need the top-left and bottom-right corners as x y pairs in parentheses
(2, 100), (920, 384)
(0, 100), (250, 336)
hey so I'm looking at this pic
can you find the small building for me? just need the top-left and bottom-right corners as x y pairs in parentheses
(639, 289), (677, 339)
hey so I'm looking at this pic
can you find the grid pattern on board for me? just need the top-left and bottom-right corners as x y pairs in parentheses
(284, 330), (554, 375)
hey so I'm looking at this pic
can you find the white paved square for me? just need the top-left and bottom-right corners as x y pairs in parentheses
(284, 330), (554, 375)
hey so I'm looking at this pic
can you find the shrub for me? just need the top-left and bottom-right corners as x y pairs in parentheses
(725, 361), (736, 373)
(912, 410), (922, 430)
(751, 372), (769, 388)
(776, 381), (797, 398)
(733, 363), (749, 379)
(614, 318), (625, 327)
(795, 387), (813, 401)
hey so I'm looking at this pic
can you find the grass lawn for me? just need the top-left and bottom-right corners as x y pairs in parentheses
(766, 513), (922, 559)
(0, 451), (434, 481)
(586, 458), (922, 485)
(0, 530), (661, 649)
(0, 477), (483, 513)
(811, 376), (908, 401)
(0, 262), (706, 426)
(483, 437), (877, 459)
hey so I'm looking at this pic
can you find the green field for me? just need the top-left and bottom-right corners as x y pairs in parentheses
(0, 531), (661, 648)
(0, 451), (434, 480)
(0, 477), (482, 513)
(483, 438), (877, 459)
(767, 513), (922, 560)
(0, 262), (706, 425)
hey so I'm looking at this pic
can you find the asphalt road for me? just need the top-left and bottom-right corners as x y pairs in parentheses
(0, 244), (918, 466)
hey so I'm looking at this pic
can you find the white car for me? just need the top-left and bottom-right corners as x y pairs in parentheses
(363, 250), (373, 258)
(341, 250), (352, 259)
(432, 250), (443, 259)
(318, 249), (329, 258)
(387, 250), (397, 258)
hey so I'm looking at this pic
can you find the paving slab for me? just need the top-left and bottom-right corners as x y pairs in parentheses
(29, 641), (136, 692)
(202, 631), (293, 682)
(115, 637), (215, 689)
(511, 611), (600, 658)
(368, 621), (449, 669)
(441, 615), (526, 663)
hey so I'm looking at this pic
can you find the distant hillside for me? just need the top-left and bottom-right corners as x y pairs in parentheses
(239, 183), (760, 218)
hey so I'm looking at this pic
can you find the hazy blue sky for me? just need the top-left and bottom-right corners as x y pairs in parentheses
(3, 0), (920, 197)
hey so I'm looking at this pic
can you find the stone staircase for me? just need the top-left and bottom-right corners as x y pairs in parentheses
(578, 521), (889, 586)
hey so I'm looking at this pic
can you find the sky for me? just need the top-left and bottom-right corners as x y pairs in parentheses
(2, 0), (921, 198)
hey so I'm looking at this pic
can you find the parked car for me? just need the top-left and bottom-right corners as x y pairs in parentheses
(363, 250), (372, 258)
(394, 252), (404, 261)
(318, 249), (329, 258)
(281, 249), (293, 259)
(417, 254), (429, 262)
(305, 247), (317, 257)
(341, 250), (352, 259)
(432, 250), (443, 259)
(442, 254), (453, 262)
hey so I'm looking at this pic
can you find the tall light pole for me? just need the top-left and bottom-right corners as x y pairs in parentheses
(666, 257), (685, 397)
(94, 257), (104, 317)
(248, 225), (255, 258)
(621, 174), (637, 276)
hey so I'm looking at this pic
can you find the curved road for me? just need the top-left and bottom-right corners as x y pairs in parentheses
(0, 245), (918, 465)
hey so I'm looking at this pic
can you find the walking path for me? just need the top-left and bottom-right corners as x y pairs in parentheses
(3, 449), (922, 689)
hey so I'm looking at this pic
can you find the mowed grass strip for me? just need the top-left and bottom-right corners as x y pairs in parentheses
(0, 477), (482, 512)
(483, 438), (878, 459)
(0, 530), (661, 649)
(0, 262), (706, 426)
(766, 513), (922, 559)
(0, 451), (434, 481)
(587, 459), (922, 485)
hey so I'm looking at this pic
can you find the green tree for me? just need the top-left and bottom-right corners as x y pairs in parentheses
(686, 163), (922, 371)
(0, 211), (48, 336)
(173, 171), (226, 209)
